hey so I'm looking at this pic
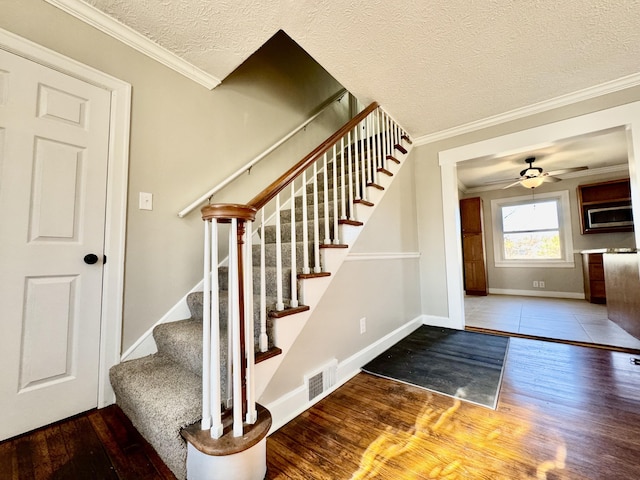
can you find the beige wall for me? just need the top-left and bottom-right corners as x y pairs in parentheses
(2, 1), (347, 351)
(461, 172), (636, 294)
(261, 152), (422, 403)
(416, 85), (640, 317)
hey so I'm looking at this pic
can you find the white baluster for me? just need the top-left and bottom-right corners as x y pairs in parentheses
(229, 218), (243, 437)
(393, 119), (399, 153)
(312, 162), (321, 273)
(353, 125), (361, 202)
(229, 219), (243, 437)
(290, 183), (298, 308)
(332, 145), (340, 245)
(259, 210), (267, 352)
(347, 130), (354, 220)
(301, 170), (310, 274)
(391, 119), (396, 148)
(275, 193), (284, 311)
(391, 116), (397, 159)
(359, 119), (367, 202)
(323, 153), (330, 245)
(244, 220), (257, 425)
(367, 115), (375, 185)
(209, 220), (223, 438)
(375, 109), (382, 183)
(202, 221), (211, 431)
(381, 111), (388, 172)
(226, 246), (233, 410)
(340, 136), (346, 220)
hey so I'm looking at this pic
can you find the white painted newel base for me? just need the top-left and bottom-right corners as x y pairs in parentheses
(187, 438), (267, 480)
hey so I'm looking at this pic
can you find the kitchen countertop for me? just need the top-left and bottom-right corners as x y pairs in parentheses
(580, 248), (638, 254)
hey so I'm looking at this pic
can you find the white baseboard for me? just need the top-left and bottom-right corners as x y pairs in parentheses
(120, 279), (204, 361)
(488, 288), (585, 300)
(264, 314), (424, 434)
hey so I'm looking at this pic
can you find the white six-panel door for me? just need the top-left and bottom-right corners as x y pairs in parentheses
(0, 48), (111, 440)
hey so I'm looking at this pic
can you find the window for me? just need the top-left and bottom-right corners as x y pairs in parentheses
(491, 191), (574, 268)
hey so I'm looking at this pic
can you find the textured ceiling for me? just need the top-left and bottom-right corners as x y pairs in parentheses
(82, 0), (640, 139)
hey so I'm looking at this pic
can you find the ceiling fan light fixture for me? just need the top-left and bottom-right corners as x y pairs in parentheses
(520, 177), (545, 189)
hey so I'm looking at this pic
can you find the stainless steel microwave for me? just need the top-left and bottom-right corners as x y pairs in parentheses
(587, 205), (634, 229)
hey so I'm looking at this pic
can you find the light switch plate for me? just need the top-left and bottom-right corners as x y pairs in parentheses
(139, 192), (153, 210)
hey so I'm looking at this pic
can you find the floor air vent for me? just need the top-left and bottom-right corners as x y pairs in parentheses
(305, 359), (338, 402)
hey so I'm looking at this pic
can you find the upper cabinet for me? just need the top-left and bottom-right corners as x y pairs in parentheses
(460, 196), (483, 234)
(577, 178), (633, 234)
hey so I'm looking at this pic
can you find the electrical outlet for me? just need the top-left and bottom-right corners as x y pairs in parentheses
(359, 317), (366, 334)
(533, 281), (539, 288)
(539, 281), (545, 288)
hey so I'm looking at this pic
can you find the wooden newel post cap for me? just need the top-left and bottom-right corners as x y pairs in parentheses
(201, 203), (257, 222)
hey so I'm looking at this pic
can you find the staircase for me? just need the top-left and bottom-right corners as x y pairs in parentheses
(109, 103), (412, 479)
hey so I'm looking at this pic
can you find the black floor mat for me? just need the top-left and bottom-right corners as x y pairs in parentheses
(362, 325), (510, 409)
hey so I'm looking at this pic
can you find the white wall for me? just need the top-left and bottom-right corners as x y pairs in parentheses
(1, 1), (348, 351)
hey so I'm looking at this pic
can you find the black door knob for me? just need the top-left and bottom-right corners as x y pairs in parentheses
(84, 253), (99, 265)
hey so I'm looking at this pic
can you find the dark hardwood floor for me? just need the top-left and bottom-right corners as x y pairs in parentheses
(0, 405), (176, 479)
(3, 337), (640, 479)
(266, 338), (640, 479)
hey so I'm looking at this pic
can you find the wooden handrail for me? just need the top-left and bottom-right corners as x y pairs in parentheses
(247, 102), (379, 211)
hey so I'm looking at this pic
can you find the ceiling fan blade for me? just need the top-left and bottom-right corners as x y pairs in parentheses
(483, 177), (521, 185)
(545, 166), (588, 176)
(502, 180), (523, 189)
(542, 175), (562, 183)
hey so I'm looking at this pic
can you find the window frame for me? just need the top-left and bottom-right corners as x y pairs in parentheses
(490, 190), (575, 268)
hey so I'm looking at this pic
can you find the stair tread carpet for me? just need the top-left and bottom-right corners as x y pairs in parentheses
(109, 354), (202, 480)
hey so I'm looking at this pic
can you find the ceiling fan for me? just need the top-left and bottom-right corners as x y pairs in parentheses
(499, 156), (588, 189)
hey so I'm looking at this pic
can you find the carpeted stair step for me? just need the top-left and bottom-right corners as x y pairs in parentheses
(250, 241), (330, 269)
(251, 241), (309, 267)
(109, 354), (202, 480)
(293, 187), (367, 220)
(279, 200), (336, 223)
(155, 293), (279, 377)
(294, 188), (338, 207)
(218, 265), (294, 301)
(184, 291), (278, 339)
(263, 219), (335, 244)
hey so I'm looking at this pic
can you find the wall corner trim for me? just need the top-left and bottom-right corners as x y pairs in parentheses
(44, 0), (222, 90)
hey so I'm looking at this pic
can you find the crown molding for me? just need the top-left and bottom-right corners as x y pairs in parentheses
(413, 72), (640, 147)
(44, 0), (221, 90)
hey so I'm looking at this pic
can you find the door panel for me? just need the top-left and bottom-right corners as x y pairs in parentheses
(0, 49), (111, 440)
(20, 275), (77, 391)
(30, 138), (84, 240)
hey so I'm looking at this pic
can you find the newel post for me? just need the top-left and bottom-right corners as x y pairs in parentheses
(183, 203), (270, 480)
(201, 203), (257, 437)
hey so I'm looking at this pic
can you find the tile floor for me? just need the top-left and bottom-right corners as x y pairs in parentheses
(464, 294), (640, 350)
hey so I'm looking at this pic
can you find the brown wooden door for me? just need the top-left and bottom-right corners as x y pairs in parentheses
(460, 197), (487, 295)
